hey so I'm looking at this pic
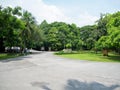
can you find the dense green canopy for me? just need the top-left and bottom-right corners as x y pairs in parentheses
(0, 6), (120, 54)
(0, 6), (43, 52)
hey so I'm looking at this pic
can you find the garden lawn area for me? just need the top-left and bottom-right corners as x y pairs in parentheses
(55, 51), (120, 62)
(0, 53), (23, 60)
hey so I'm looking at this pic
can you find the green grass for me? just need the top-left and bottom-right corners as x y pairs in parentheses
(0, 53), (23, 60)
(55, 51), (120, 62)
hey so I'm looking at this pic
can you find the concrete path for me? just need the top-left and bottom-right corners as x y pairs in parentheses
(0, 52), (120, 90)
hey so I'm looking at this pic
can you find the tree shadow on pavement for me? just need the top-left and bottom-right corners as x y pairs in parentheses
(65, 79), (120, 90)
(0, 51), (45, 63)
(0, 55), (32, 63)
(107, 55), (120, 62)
(31, 81), (51, 90)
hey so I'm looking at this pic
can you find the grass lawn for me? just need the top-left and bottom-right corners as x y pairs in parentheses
(0, 53), (23, 60)
(55, 51), (120, 62)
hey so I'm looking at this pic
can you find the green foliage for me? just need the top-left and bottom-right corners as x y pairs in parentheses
(55, 51), (64, 55)
(0, 5), (120, 55)
(96, 14), (109, 36)
(0, 6), (43, 52)
(0, 6), (24, 49)
(96, 11), (120, 54)
(95, 36), (111, 51)
(40, 11), (120, 53)
(66, 43), (72, 49)
(40, 21), (81, 51)
(79, 25), (97, 49)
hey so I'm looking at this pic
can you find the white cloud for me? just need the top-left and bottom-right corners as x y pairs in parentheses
(17, 0), (69, 24)
(1, 0), (99, 27)
(76, 13), (99, 26)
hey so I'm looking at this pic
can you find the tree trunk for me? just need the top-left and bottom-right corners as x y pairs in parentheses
(102, 49), (108, 56)
(0, 38), (5, 52)
(94, 48), (98, 54)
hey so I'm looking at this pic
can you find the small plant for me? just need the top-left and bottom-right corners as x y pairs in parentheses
(55, 51), (64, 55)
(66, 43), (72, 49)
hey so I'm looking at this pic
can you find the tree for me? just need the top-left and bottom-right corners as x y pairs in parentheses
(21, 10), (36, 49)
(95, 11), (120, 55)
(47, 27), (58, 50)
(96, 14), (109, 37)
(0, 6), (43, 53)
(68, 24), (80, 50)
(95, 36), (111, 56)
(0, 6), (24, 52)
(40, 21), (81, 51)
(79, 25), (97, 50)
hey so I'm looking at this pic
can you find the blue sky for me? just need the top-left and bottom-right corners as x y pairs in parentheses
(44, 0), (120, 15)
(1, 0), (120, 26)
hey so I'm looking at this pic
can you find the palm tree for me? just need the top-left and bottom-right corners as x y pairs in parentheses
(20, 11), (36, 50)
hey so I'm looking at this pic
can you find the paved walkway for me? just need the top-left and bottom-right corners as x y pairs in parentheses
(0, 52), (120, 90)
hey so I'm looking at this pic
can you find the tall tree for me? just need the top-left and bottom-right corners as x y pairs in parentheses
(95, 11), (120, 55)
(0, 6), (23, 52)
(21, 10), (36, 49)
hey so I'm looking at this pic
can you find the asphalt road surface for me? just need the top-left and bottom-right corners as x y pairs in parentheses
(0, 52), (120, 90)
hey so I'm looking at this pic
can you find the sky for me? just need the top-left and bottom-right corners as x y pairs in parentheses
(1, 0), (120, 27)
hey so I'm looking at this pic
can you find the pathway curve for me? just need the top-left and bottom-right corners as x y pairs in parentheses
(0, 52), (120, 90)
